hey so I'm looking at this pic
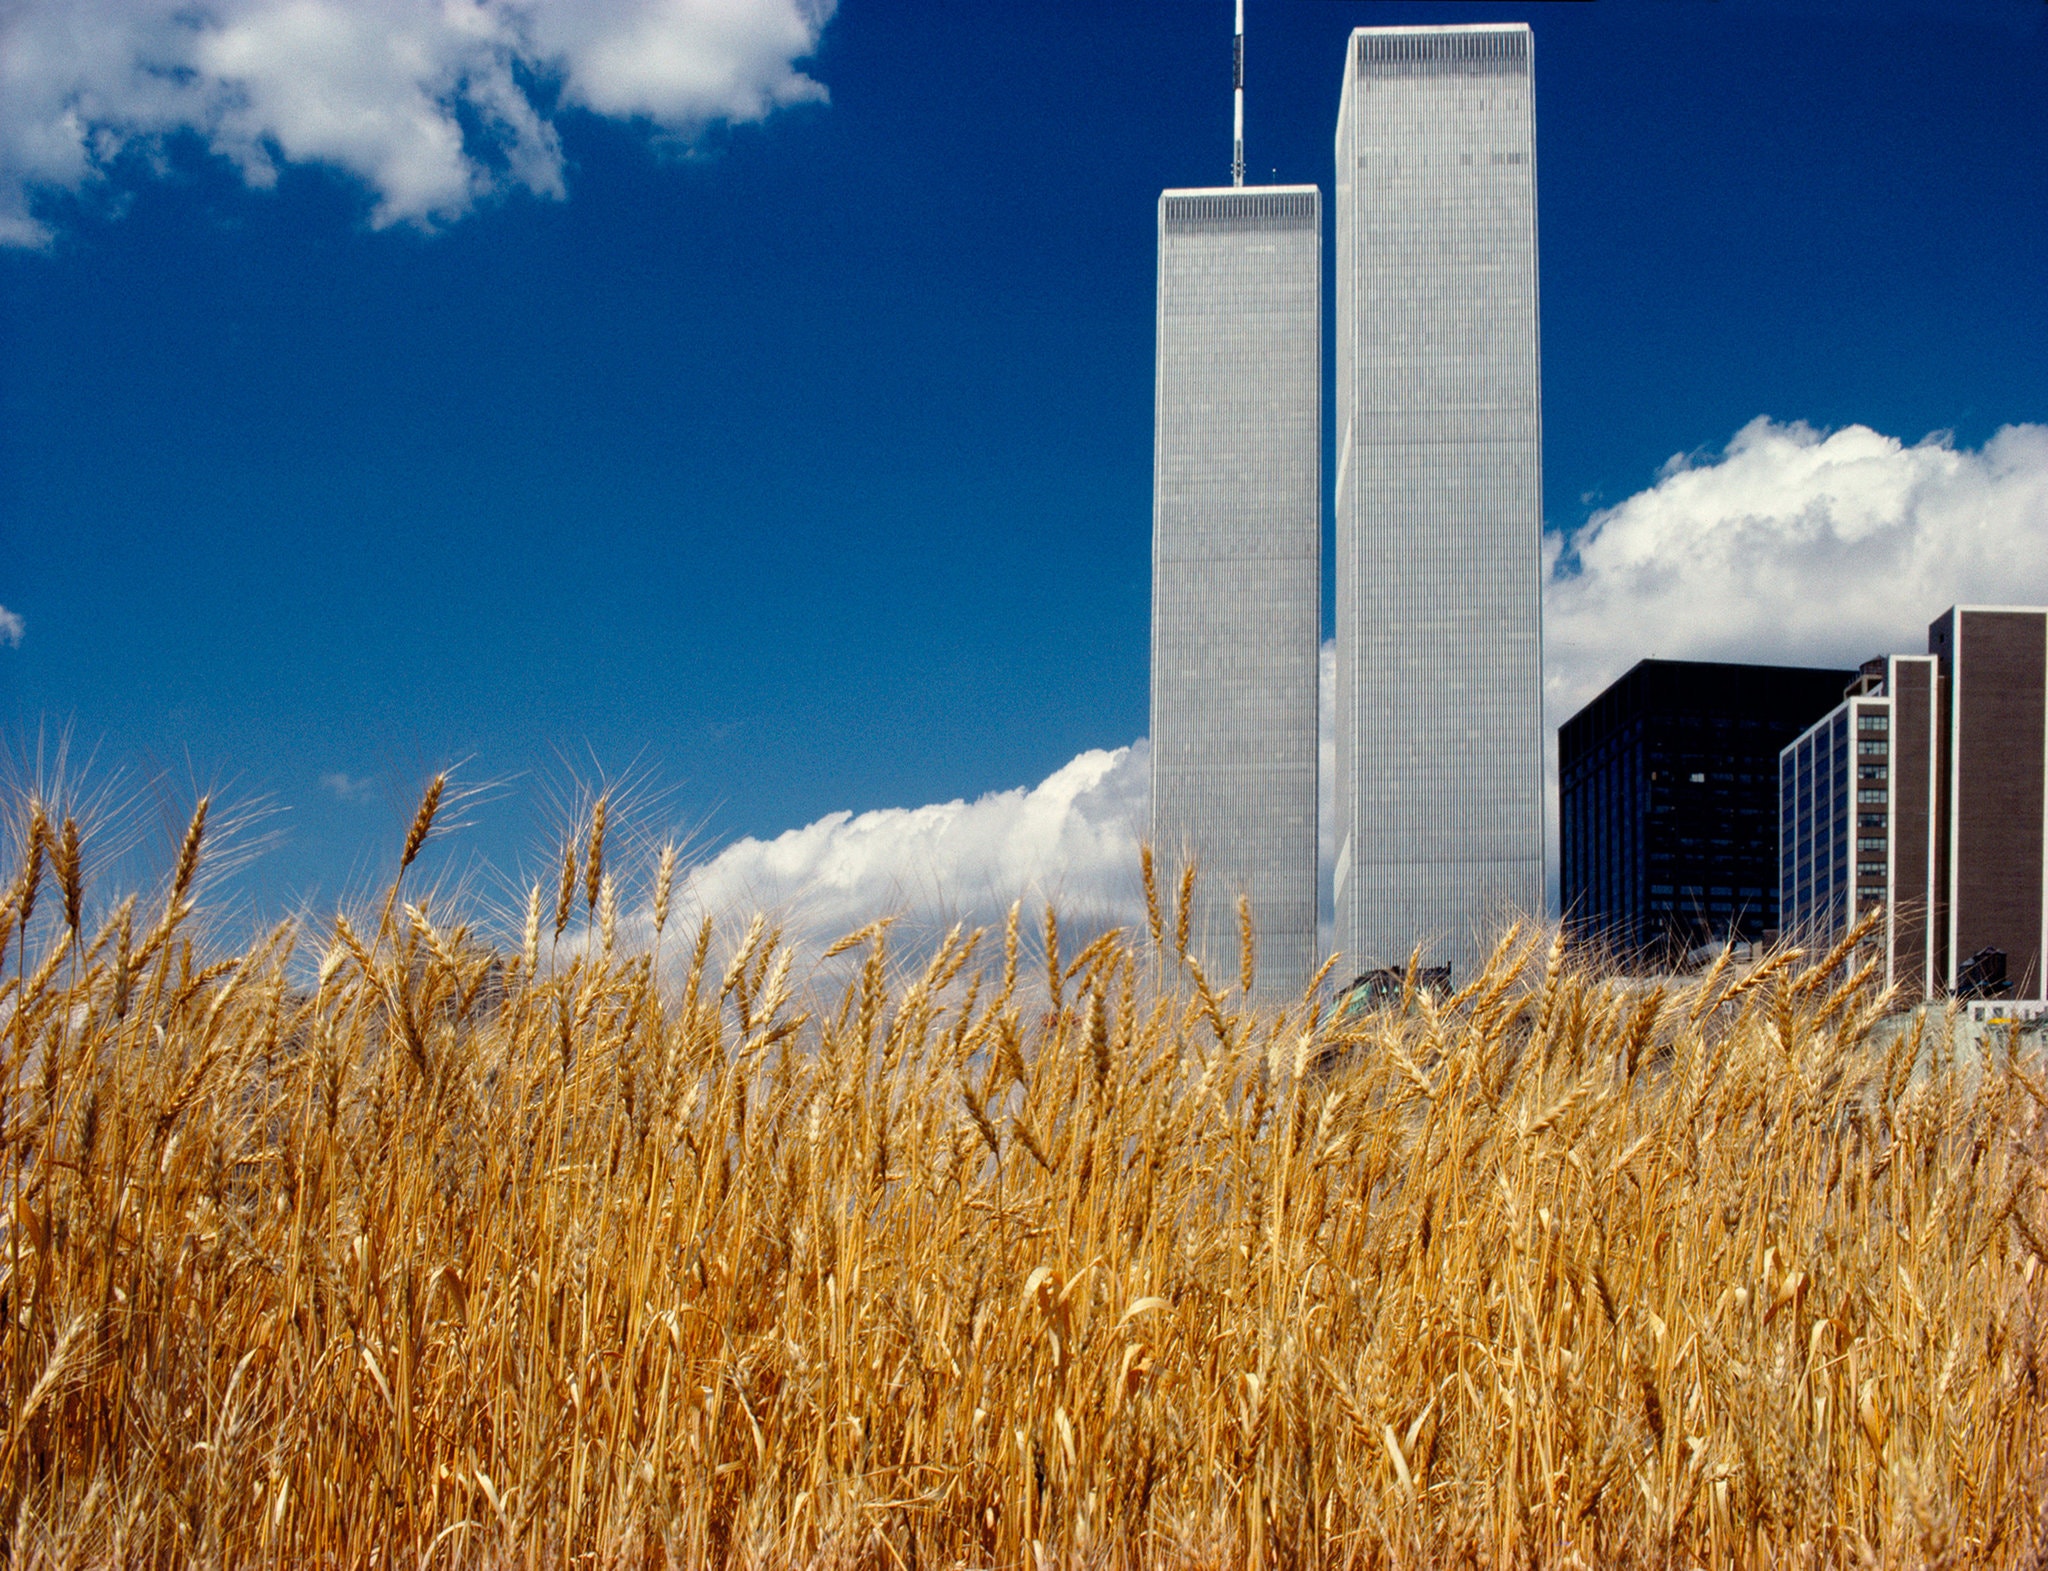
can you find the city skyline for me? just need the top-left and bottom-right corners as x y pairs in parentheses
(2, 2), (2044, 946)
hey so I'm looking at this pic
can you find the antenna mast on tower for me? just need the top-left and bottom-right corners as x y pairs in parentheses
(1231, 0), (1245, 186)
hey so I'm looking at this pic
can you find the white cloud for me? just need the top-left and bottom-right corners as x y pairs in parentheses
(529, 0), (830, 126)
(668, 652), (1343, 967)
(0, 606), (21, 646)
(671, 657), (1343, 963)
(677, 742), (1151, 952)
(1544, 417), (2048, 726)
(0, 0), (834, 245)
(320, 770), (375, 801)
(1539, 416), (2048, 907)
(668, 416), (2048, 955)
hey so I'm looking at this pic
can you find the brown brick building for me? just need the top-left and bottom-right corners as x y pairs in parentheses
(1781, 606), (2047, 1002)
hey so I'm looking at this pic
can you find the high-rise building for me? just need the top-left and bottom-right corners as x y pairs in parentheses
(1150, 186), (1321, 996)
(1780, 657), (1931, 989)
(1331, 25), (1546, 980)
(1783, 607), (2047, 1001)
(1559, 659), (1853, 961)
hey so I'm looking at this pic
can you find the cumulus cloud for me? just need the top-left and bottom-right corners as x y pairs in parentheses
(0, 606), (21, 646)
(1539, 416), (2048, 906)
(0, 0), (834, 245)
(676, 742), (1151, 953)
(671, 650), (1349, 963)
(667, 417), (2048, 954)
(1544, 417), (2048, 726)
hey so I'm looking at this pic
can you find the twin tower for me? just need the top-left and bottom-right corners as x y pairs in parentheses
(1150, 24), (1545, 995)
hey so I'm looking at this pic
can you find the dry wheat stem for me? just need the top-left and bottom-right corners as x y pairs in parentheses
(0, 806), (2042, 1569)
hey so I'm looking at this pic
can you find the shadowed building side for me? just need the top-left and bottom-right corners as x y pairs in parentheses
(1931, 606), (2047, 999)
(1150, 186), (1321, 998)
(1559, 659), (1854, 965)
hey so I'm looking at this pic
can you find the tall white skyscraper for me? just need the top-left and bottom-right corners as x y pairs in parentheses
(1331, 24), (1546, 979)
(1151, 185), (1321, 996)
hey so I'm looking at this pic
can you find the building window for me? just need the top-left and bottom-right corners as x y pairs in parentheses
(1858, 715), (1888, 731)
(1857, 740), (1887, 756)
(1858, 789), (1887, 804)
(1858, 836), (1886, 853)
(1858, 765), (1887, 781)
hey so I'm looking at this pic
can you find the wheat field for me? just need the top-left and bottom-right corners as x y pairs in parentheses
(2, 782), (2045, 1568)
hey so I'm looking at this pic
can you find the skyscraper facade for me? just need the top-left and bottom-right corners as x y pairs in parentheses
(1150, 186), (1321, 996)
(1560, 659), (1853, 962)
(1780, 658), (1929, 989)
(1331, 24), (1546, 980)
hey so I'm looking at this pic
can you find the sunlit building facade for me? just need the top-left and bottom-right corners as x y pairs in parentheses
(1150, 186), (1321, 997)
(1331, 25), (1546, 980)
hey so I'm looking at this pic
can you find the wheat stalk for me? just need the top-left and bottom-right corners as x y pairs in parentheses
(653, 842), (678, 939)
(401, 774), (444, 871)
(583, 796), (608, 916)
(53, 817), (82, 937)
(0, 792), (2038, 1567)
(552, 836), (576, 942)
(1236, 892), (1255, 997)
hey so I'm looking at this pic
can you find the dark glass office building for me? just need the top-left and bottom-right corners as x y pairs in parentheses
(1560, 660), (1854, 960)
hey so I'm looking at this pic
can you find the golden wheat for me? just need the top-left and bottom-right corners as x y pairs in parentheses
(0, 788), (2044, 1567)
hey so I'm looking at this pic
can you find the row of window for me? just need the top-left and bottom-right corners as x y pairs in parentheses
(1648, 884), (1767, 897)
(1784, 707), (1890, 931)
(1583, 700), (1905, 938)
(1648, 901), (1749, 914)
(1651, 771), (1777, 785)
(1787, 827), (1851, 845)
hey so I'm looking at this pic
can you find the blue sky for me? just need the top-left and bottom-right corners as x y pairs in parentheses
(2, 0), (2045, 931)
